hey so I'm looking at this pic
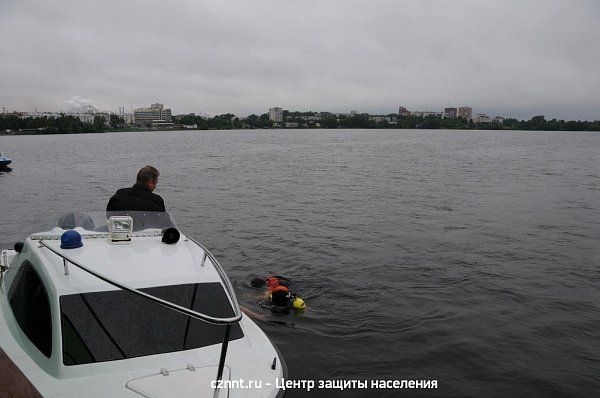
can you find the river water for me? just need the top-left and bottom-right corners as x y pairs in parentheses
(1, 129), (599, 397)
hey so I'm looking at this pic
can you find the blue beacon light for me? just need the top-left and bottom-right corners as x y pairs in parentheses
(60, 230), (83, 249)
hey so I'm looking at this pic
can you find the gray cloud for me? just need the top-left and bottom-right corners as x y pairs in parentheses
(1, 0), (599, 119)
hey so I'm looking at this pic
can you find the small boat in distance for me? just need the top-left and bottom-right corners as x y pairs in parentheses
(0, 153), (11, 168)
(0, 211), (286, 397)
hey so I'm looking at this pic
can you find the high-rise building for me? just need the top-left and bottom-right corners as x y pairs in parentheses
(444, 107), (457, 118)
(398, 106), (411, 116)
(269, 107), (283, 123)
(457, 106), (472, 120)
(134, 103), (172, 126)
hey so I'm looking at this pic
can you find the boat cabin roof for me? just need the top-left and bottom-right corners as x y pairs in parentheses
(27, 230), (221, 296)
(17, 211), (222, 296)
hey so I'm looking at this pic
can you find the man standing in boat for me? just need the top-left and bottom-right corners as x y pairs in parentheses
(107, 165), (166, 212)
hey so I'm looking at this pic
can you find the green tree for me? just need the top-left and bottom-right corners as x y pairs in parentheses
(92, 116), (105, 133)
(245, 114), (259, 128)
(258, 113), (272, 128)
(109, 114), (123, 129)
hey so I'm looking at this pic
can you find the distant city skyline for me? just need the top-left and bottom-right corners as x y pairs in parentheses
(3, 100), (594, 123)
(2, 100), (596, 122)
(1, 1), (599, 120)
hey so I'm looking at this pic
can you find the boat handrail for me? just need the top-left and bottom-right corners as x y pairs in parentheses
(186, 236), (241, 317)
(37, 239), (242, 325)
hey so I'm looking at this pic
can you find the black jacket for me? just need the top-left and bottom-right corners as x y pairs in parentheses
(106, 184), (166, 212)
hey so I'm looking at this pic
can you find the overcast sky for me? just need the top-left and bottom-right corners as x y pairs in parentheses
(1, 0), (599, 120)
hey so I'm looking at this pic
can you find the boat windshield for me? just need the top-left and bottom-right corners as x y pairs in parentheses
(60, 282), (243, 366)
(31, 211), (176, 234)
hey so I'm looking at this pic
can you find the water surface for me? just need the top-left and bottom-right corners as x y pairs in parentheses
(1, 129), (599, 397)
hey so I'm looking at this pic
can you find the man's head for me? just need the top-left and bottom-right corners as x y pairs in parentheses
(136, 165), (160, 192)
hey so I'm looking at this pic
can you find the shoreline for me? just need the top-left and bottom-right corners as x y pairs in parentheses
(2, 127), (599, 136)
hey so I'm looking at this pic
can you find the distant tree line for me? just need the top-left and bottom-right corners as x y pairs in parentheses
(501, 115), (600, 131)
(2, 112), (599, 134)
(0, 114), (124, 134)
(323, 114), (600, 131)
(175, 113), (272, 129)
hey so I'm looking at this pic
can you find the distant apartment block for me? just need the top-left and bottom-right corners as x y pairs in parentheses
(398, 106), (411, 116)
(370, 115), (396, 124)
(269, 107), (283, 123)
(71, 113), (98, 124)
(473, 114), (492, 124)
(457, 106), (472, 120)
(412, 111), (442, 118)
(20, 111), (106, 124)
(118, 106), (134, 125)
(443, 107), (457, 118)
(134, 103), (172, 126)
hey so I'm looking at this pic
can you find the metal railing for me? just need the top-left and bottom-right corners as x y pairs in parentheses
(38, 238), (242, 387)
(186, 236), (241, 314)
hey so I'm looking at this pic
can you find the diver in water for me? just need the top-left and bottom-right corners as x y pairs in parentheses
(241, 276), (306, 321)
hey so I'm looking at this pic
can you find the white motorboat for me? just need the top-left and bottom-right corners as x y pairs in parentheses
(0, 211), (286, 397)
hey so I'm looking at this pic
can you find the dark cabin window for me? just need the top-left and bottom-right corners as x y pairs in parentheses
(9, 261), (53, 358)
(60, 282), (243, 365)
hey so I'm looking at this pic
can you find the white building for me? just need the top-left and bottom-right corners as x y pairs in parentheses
(369, 115), (395, 123)
(268, 107), (283, 123)
(134, 103), (172, 126)
(20, 112), (106, 124)
(21, 112), (62, 119)
(70, 113), (96, 123)
(412, 111), (442, 118)
(473, 114), (492, 124)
